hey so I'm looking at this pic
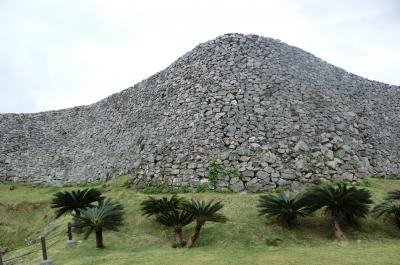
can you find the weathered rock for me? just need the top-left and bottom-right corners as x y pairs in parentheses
(242, 170), (255, 178)
(200, 178), (209, 184)
(342, 172), (355, 181)
(294, 140), (309, 152)
(324, 150), (335, 161)
(0, 246), (8, 254)
(295, 159), (305, 170)
(239, 156), (251, 162)
(263, 152), (278, 164)
(231, 181), (245, 192)
(256, 170), (269, 179)
(247, 182), (263, 192)
(326, 159), (342, 170)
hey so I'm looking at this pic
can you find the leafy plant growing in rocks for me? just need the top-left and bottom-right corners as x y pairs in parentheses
(72, 198), (124, 249)
(207, 158), (224, 190)
(304, 182), (372, 240)
(372, 190), (400, 229)
(181, 199), (227, 248)
(207, 157), (244, 192)
(195, 184), (207, 193)
(142, 181), (170, 194)
(257, 191), (309, 227)
(51, 188), (104, 218)
(226, 168), (244, 192)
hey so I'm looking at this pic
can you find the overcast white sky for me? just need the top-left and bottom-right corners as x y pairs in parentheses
(0, 0), (399, 113)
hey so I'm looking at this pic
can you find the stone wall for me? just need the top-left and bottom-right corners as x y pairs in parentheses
(1, 33), (400, 191)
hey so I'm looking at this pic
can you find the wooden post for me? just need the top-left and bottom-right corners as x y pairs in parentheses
(0, 251), (3, 265)
(68, 222), (73, 240)
(66, 222), (77, 247)
(39, 236), (54, 265)
(41, 236), (48, 261)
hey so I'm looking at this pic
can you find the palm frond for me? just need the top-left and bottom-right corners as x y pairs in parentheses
(51, 188), (104, 218)
(372, 189), (400, 229)
(156, 211), (194, 227)
(83, 226), (94, 240)
(373, 201), (400, 217)
(72, 198), (124, 233)
(386, 190), (400, 201)
(304, 182), (372, 223)
(140, 195), (185, 217)
(181, 199), (227, 223)
(257, 191), (309, 226)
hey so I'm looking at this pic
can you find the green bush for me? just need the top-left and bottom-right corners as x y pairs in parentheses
(141, 195), (193, 247)
(195, 184), (207, 193)
(304, 182), (372, 239)
(181, 199), (227, 248)
(257, 191), (309, 227)
(140, 194), (184, 217)
(142, 181), (169, 194)
(373, 190), (400, 229)
(357, 179), (372, 187)
(72, 198), (124, 249)
(208, 158), (224, 189)
(178, 185), (191, 193)
(51, 188), (104, 218)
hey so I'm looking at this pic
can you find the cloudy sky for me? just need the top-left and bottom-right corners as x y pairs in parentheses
(0, 0), (399, 113)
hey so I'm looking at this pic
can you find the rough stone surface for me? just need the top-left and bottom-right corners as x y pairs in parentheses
(0, 246), (8, 254)
(1, 33), (400, 191)
(66, 239), (77, 247)
(40, 260), (54, 265)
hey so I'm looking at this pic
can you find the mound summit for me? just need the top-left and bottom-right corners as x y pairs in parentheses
(1, 33), (399, 191)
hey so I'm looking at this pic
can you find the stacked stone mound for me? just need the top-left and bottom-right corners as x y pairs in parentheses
(1, 33), (400, 191)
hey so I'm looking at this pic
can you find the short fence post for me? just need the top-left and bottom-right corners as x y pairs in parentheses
(68, 223), (72, 240)
(0, 251), (3, 265)
(39, 236), (53, 265)
(41, 236), (47, 261)
(66, 222), (76, 247)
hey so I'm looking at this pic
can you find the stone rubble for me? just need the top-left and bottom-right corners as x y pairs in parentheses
(0, 33), (400, 191)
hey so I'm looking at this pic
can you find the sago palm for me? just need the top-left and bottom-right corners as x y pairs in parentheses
(181, 199), (227, 248)
(72, 198), (124, 248)
(140, 194), (184, 217)
(257, 191), (309, 227)
(51, 188), (104, 218)
(156, 210), (194, 247)
(373, 190), (400, 229)
(304, 182), (372, 240)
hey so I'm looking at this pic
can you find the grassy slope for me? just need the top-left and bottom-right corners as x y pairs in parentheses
(1, 178), (400, 265)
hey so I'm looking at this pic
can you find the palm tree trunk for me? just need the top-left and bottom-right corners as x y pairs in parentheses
(73, 211), (84, 234)
(174, 226), (184, 247)
(286, 215), (294, 228)
(333, 219), (346, 241)
(395, 216), (400, 229)
(187, 222), (202, 248)
(95, 228), (104, 248)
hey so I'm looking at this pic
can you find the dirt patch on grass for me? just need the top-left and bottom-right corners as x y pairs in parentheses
(0, 200), (48, 211)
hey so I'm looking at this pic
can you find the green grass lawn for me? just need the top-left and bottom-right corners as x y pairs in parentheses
(1, 178), (400, 265)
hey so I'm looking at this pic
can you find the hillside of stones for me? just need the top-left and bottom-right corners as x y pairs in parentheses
(1, 33), (400, 191)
